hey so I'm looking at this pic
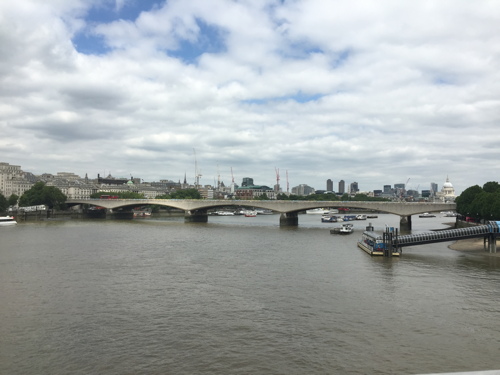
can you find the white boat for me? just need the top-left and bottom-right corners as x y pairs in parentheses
(216, 211), (235, 216)
(306, 208), (330, 214)
(330, 223), (353, 234)
(244, 210), (257, 217)
(356, 214), (367, 220)
(339, 223), (353, 234)
(0, 216), (17, 226)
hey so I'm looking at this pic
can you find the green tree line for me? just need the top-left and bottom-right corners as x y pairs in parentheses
(455, 181), (500, 221)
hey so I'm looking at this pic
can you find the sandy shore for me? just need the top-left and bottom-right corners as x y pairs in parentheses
(448, 238), (500, 257)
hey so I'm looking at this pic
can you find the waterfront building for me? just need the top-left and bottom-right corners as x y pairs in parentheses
(0, 162), (34, 198)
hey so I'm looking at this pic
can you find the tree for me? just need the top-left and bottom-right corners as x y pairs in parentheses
(8, 194), (19, 207)
(255, 193), (269, 200)
(169, 189), (201, 199)
(455, 184), (482, 217)
(483, 181), (500, 194)
(19, 182), (67, 209)
(0, 192), (8, 212)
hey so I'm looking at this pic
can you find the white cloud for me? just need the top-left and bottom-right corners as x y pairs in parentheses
(1, 0), (500, 193)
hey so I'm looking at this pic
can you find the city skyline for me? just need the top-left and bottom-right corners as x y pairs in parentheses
(2, 159), (453, 196)
(1, 1), (499, 195)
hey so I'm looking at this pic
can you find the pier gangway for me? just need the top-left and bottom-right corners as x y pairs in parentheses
(390, 221), (500, 254)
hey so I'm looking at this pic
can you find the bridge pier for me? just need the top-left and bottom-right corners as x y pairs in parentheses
(400, 215), (412, 232)
(184, 209), (208, 223)
(280, 212), (298, 226)
(486, 234), (497, 253)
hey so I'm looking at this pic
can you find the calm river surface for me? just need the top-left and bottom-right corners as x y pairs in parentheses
(1, 214), (499, 374)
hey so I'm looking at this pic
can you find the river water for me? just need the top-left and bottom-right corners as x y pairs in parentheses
(1, 214), (499, 375)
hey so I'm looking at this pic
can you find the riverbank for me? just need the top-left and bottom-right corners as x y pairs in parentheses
(441, 221), (500, 257)
(448, 238), (500, 257)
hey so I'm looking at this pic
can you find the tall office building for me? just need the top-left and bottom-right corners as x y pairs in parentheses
(241, 177), (254, 187)
(338, 180), (345, 194)
(430, 182), (438, 196)
(349, 182), (359, 194)
(326, 179), (333, 192)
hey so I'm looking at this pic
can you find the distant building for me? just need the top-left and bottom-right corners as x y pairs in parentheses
(0, 162), (33, 198)
(97, 173), (130, 185)
(241, 177), (254, 187)
(235, 184), (275, 199)
(291, 184), (315, 196)
(326, 179), (333, 191)
(430, 182), (438, 197)
(349, 182), (359, 194)
(338, 180), (345, 194)
(436, 176), (456, 202)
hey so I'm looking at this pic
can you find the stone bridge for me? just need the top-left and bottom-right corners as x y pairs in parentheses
(66, 199), (456, 229)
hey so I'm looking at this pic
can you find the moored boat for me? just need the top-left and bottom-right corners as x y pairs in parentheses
(0, 216), (17, 226)
(357, 231), (400, 256)
(306, 208), (331, 215)
(419, 213), (436, 218)
(321, 214), (338, 223)
(244, 210), (257, 217)
(216, 211), (235, 216)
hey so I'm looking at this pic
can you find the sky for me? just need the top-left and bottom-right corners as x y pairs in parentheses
(1, 0), (499, 195)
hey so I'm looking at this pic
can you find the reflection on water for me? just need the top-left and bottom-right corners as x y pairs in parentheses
(1, 215), (499, 374)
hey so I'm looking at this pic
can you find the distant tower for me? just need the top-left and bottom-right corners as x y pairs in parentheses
(326, 179), (333, 192)
(338, 180), (345, 194)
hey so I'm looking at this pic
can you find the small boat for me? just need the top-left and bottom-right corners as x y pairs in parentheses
(419, 213), (436, 218)
(366, 215), (378, 219)
(330, 223), (353, 234)
(321, 214), (338, 223)
(0, 216), (17, 226)
(355, 214), (367, 220)
(442, 211), (457, 217)
(244, 210), (257, 217)
(357, 231), (400, 256)
(339, 223), (353, 234)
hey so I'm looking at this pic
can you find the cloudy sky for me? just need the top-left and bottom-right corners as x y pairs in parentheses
(1, 0), (499, 194)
